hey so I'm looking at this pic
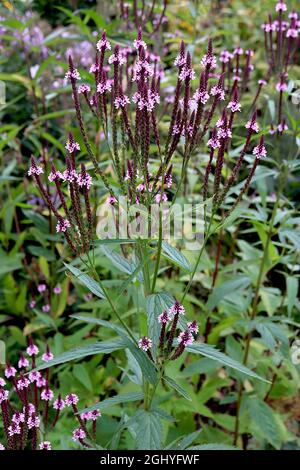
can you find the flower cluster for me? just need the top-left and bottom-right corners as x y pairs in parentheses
(28, 132), (94, 255)
(0, 344), (102, 450)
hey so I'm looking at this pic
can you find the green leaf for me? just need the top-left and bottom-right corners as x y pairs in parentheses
(286, 276), (298, 316)
(161, 241), (191, 272)
(132, 410), (162, 450)
(168, 431), (201, 450)
(78, 392), (144, 414)
(186, 343), (269, 382)
(206, 277), (251, 311)
(34, 338), (126, 371)
(146, 292), (175, 357)
(248, 398), (281, 448)
(64, 263), (105, 299)
(163, 375), (191, 401)
(71, 315), (157, 385)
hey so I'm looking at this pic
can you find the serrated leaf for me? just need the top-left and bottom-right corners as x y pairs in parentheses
(64, 263), (105, 299)
(34, 338), (126, 371)
(186, 343), (269, 382)
(78, 392), (144, 414)
(71, 315), (157, 385)
(206, 277), (251, 311)
(161, 241), (191, 272)
(248, 398), (281, 448)
(163, 375), (191, 401)
(133, 410), (162, 450)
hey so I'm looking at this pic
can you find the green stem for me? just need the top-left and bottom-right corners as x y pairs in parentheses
(233, 168), (285, 446)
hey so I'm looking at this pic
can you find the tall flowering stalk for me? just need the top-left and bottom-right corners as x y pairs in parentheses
(0, 345), (101, 451)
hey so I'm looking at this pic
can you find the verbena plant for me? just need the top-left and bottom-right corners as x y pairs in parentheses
(0, 0), (299, 451)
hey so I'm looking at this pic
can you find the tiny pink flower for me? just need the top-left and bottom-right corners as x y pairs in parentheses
(12, 412), (25, 424)
(27, 415), (40, 429)
(39, 441), (52, 450)
(0, 378), (6, 387)
(42, 350), (54, 362)
(65, 140), (80, 153)
(65, 393), (79, 406)
(28, 163), (44, 176)
(245, 120), (259, 133)
(78, 84), (91, 94)
(276, 1), (287, 12)
(169, 301), (185, 316)
(177, 330), (194, 346)
(18, 355), (29, 369)
(72, 428), (86, 442)
(42, 304), (50, 313)
(26, 343), (39, 356)
(253, 135), (266, 157)
(4, 366), (17, 378)
(29, 300), (36, 309)
(114, 95), (130, 109)
(227, 100), (241, 113)
(16, 377), (30, 390)
(29, 371), (42, 383)
(48, 169), (62, 182)
(88, 410), (101, 421)
(0, 389), (9, 404)
(56, 218), (71, 233)
(38, 284), (46, 293)
(155, 193), (168, 204)
(8, 423), (21, 436)
(138, 337), (152, 351)
(158, 310), (171, 324)
(0, 444), (5, 450)
(41, 388), (54, 401)
(53, 285), (62, 295)
(53, 396), (65, 410)
(65, 69), (81, 81)
(187, 321), (199, 334)
(77, 172), (92, 190)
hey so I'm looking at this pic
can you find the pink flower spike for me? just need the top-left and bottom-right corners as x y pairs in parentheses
(276, 1), (287, 12)
(4, 365), (17, 378)
(38, 284), (46, 293)
(78, 84), (91, 94)
(16, 377), (30, 390)
(0, 389), (9, 404)
(0, 378), (6, 387)
(53, 396), (65, 410)
(39, 441), (52, 450)
(41, 388), (54, 401)
(18, 354), (29, 369)
(158, 310), (171, 324)
(169, 301), (185, 316)
(29, 371), (42, 383)
(72, 428), (86, 442)
(56, 218), (71, 233)
(12, 412), (25, 424)
(42, 304), (50, 313)
(65, 393), (79, 406)
(65, 139), (80, 153)
(42, 348), (54, 363)
(8, 423), (21, 436)
(96, 31), (111, 52)
(138, 337), (152, 351)
(187, 321), (199, 334)
(26, 343), (39, 357)
(28, 160), (44, 177)
(27, 415), (40, 429)
(88, 410), (101, 421)
(177, 330), (194, 346)
(53, 285), (62, 295)
(253, 136), (267, 159)
(65, 68), (81, 81)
